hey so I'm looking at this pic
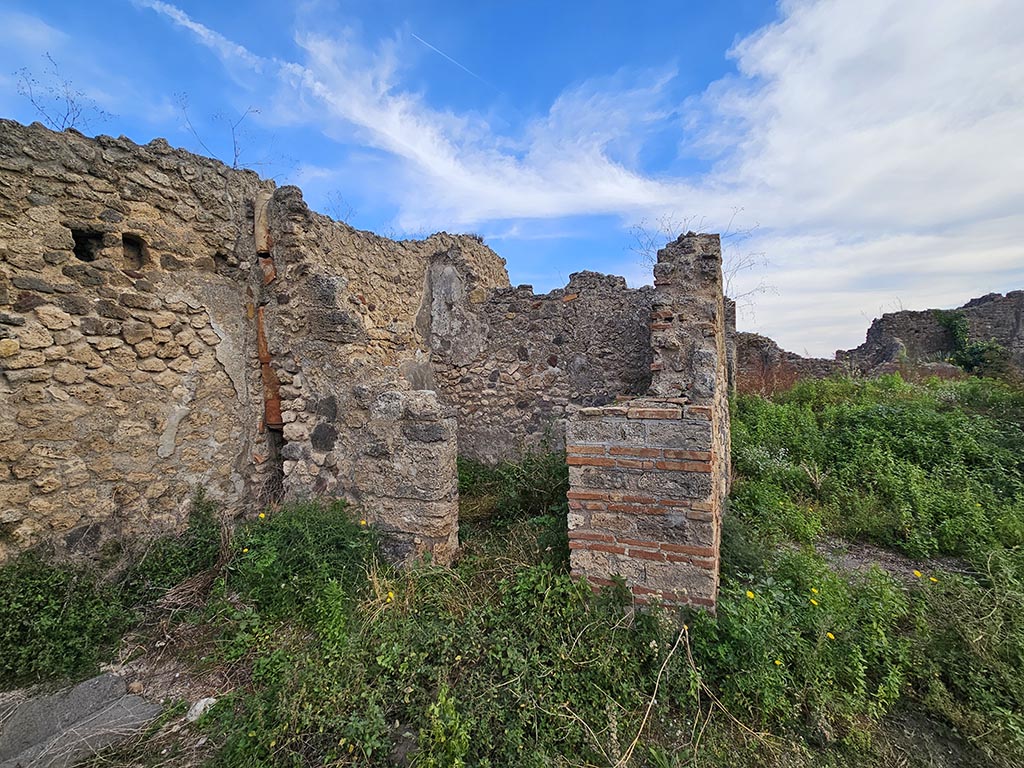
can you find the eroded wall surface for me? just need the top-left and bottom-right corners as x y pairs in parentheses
(0, 120), (271, 558)
(0, 121), (509, 563)
(427, 270), (653, 462)
(254, 188), (508, 562)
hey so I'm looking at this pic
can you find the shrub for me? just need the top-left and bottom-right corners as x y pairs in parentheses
(0, 552), (131, 688)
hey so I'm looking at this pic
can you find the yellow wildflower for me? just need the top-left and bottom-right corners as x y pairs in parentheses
(811, 587), (819, 594)
(258, 512), (266, 520)
(912, 570), (922, 578)
(746, 590), (755, 600)
(386, 591), (394, 603)
(826, 632), (835, 640)
(929, 576), (939, 583)
(242, 547), (249, 553)
(359, 519), (367, 526)
(774, 659), (782, 666)
(810, 598), (819, 606)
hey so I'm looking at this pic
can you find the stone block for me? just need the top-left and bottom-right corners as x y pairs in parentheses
(34, 305), (74, 330)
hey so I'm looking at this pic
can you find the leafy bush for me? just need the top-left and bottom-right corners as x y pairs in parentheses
(458, 449), (569, 521)
(934, 309), (1011, 377)
(0, 552), (131, 688)
(730, 375), (1024, 558)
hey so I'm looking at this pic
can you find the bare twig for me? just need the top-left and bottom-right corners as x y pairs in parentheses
(15, 53), (111, 131)
(613, 625), (686, 767)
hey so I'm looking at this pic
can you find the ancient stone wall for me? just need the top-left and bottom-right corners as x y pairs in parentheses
(427, 270), (653, 462)
(0, 121), (733, 589)
(253, 188), (508, 563)
(838, 292), (1024, 373)
(734, 291), (1023, 394)
(566, 234), (730, 609)
(0, 120), (509, 564)
(734, 332), (847, 394)
(0, 120), (272, 558)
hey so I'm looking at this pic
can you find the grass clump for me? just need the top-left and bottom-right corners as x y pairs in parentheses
(228, 499), (376, 620)
(120, 490), (222, 605)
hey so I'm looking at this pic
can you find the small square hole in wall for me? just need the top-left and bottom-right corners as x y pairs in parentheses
(122, 233), (150, 269)
(71, 230), (104, 262)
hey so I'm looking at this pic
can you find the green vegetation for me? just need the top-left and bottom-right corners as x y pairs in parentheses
(0, 492), (223, 689)
(934, 309), (1012, 376)
(0, 551), (130, 687)
(3, 375), (1024, 766)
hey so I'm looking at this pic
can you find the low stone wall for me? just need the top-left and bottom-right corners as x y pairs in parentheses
(566, 234), (730, 609)
(734, 332), (847, 394)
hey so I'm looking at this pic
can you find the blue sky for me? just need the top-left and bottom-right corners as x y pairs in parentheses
(2, 1), (1022, 356)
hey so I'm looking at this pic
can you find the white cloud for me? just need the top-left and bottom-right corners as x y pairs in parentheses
(0, 9), (67, 50)
(140, 0), (1024, 356)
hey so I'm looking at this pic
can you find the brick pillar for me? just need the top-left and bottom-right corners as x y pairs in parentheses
(566, 233), (729, 608)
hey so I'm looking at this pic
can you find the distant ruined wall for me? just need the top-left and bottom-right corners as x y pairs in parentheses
(427, 270), (653, 462)
(733, 292), (1023, 393)
(0, 120), (508, 563)
(734, 332), (847, 393)
(838, 292), (1024, 373)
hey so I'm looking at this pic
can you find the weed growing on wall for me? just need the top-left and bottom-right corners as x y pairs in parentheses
(934, 309), (1012, 377)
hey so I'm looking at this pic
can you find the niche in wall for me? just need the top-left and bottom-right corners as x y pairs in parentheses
(71, 230), (104, 262)
(121, 233), (150, 270)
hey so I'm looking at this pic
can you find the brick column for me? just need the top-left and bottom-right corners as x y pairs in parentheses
(566, 233), (729, 609)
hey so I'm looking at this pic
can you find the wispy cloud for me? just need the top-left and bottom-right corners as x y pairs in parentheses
(139, 0), (1024, 355)
(132, 0), (267, 73)
(1, 9), (67, 50)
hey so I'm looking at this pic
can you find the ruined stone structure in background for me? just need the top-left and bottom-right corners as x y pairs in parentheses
(0, 121), (731, 607)
(428, 271), (654, 462)
(734, 291), (1024, 393)
(566, 235), (730, 608)
(838, 292), (1024, 374)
